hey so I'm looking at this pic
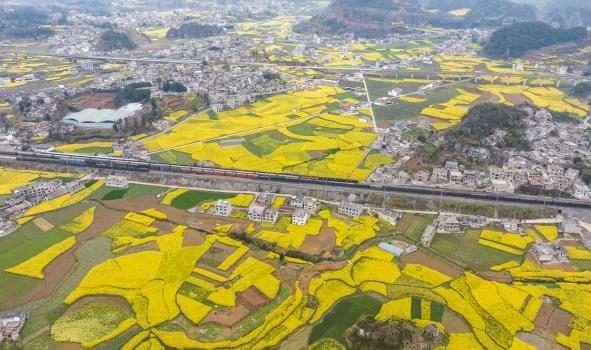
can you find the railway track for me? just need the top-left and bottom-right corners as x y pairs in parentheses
(2, 150), (590, 209)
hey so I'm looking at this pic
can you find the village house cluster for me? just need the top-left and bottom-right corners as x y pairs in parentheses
(211, 193), (320, 226)
(0, 179), (86, 236)
(370, 107), (591, 200)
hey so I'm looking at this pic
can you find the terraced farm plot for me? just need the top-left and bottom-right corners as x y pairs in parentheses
(1, 179), (589, 350)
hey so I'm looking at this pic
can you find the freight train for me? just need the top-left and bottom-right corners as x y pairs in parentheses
(3, 150), (591, 209)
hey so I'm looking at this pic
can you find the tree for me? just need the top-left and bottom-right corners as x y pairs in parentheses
(162, 80), (187, 93)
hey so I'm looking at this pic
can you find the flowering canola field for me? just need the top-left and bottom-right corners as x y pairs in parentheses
(144, 86), (391, 180)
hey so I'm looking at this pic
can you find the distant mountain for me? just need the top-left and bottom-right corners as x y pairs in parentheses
(427, 0), (538, 28)
(483, 21), (588, 58)
(0, 5), (60, 39)
(293, 0), (431, 38)
(543, 0), (591, 28)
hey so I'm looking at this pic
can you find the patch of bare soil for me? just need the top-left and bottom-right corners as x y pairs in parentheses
(517, 332), (555, 350)
(33, 217), (54, 231)
(441, 310), (471, 333)
(505, 93), (529, 105)
(299, 222), (336, 256)
(202, 304), (251, 327)
(279, 326), (312, 350)
(544, 263), (574, 272)
(535, 302), (573, 337)
(78, 205), (124, 242)
(56, 343), (87, 350)
(183, 228), (206, 247)
(477, 270), (513, 283)
(238, 287), (268, 313)
(473, 90), (498, 104)
(67, 92), (117, 110)
(400, 250), (462, 278)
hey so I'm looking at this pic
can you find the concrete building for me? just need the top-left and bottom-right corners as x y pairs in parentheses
(449, 171), (463, 185)
(292, 209), (309, 226)
(532, 242), (568, 264)
(13, 180), (62, 198)
(413, 170), (430, 183)
(248, 204), (278, 224)
(0, 311), (29, 342)
(256, 193), (276, 206)
(290, 196), (319, 213)
(378, 241), (417, 256)
(338, 201), (364, 217)
(66, 180), (85, 194)
(573, 183), (590, 200)
(105, 175), (129, 189)
(431, 168), (448, 182)
(213, 200), (232, 217)
(437, 216), (461, 233)
(0, 221), (19, 237)
(421, 223), (436, 247)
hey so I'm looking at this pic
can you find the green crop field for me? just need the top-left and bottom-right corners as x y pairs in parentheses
(92, 184), (167, 201)
(170, 191), (233, 210)
(430, 229), (522, 271)
(397, 214), (435, 242)
(308, 294), (382, 346)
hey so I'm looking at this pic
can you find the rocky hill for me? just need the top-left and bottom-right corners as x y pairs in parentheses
(166, 22), (223, 39)
(293, 0), (430, 38)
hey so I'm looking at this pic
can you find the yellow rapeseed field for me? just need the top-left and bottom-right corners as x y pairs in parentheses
(5, 236), (76, 279)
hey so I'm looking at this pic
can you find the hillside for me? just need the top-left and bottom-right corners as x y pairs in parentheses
(97, 30), (138, 51)
(0, 5), (59, 39)
(293, 0), (430, 38)
(427, 0), (537, 28)
(483, 22), (588, 59)
(166, 22), (223, 39)
(443, 103), (531, 160)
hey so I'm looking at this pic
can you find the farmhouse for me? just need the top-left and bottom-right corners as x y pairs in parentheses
(213, 200), (233, 217)
(437, 216), (461, 233)
(431, 168), (448, 183)
(13, 180), (62, 198)
(290, 196), (319, 213)
(248, 204), (278, 224)
(0, 311), (28, 342)
(532, 242), (569, 265)
(292, 209), (309, 226)
(66, 180), (85, 194)
(106, 176), (129, 189)
(0, 221), (19, 237)
(338, 201), (364, 217)
(256, 193), (276, 206)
